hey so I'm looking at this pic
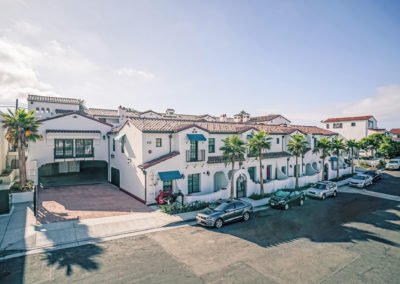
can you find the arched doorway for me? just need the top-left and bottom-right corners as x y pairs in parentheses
(236, 174), (247, 198)
(324, 163), (329, 181)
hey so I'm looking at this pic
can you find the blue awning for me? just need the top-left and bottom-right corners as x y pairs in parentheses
(187, 134), (207, 141)
(114, 133), (126, 141)
(159, 171), (182, 181)
(330, 157), (338, 161)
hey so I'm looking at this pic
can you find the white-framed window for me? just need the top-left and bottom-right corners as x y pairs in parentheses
(333, 123), (343, 129)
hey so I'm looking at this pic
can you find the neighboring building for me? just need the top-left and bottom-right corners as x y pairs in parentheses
(389, 129), (400, 142)
(26, 112), (112, 186)
(249, 114), (291, 125)
(27, 95), (81, 119)
(109, 118), (344, 204)
(322, 115), (379, 141)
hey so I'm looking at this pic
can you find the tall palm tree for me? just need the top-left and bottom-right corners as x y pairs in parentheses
(1, 109), (42, 186)
(287, 134), (307, 188)
(330, 137), (346, 180)
(346, 139), (359, 175)
(312, 137), (331, 181)
(220, 135), (246, 199)
(247, 130), (272, 196)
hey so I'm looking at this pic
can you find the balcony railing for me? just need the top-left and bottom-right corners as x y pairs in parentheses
(54, 147), (94, 159)
(186, 149), (205, 162)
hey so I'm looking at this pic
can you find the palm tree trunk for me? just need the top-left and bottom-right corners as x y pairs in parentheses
(17, 140), (27, 186)
(351, 148), (354, 175)
(321, 157), (325, 181)
(230, 161), (235, 199)
(336, 150), (340, 180)
(259, 151), (264, 196)
(295, 156), (299, 189)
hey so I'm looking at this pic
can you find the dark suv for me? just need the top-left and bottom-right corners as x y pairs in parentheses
(196, 199), (253, 229)
(269, 190), (305, 210)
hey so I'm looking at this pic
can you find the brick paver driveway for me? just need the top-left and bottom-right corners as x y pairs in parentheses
(37, 183), (153, 224)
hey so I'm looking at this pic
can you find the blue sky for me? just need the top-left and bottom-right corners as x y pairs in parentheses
(0, 0), (399, 128)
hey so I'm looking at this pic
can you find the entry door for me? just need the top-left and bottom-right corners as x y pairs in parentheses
(266, 165), (272, 180)
(236, 175), (247, 198)
(111, 167), (120, 187)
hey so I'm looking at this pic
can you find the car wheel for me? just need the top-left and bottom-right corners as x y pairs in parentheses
(333, 191), (337, 197)
(284, 203), (289, 210)
(243, 212), (250, 221)
(322, 194), (326, 200)
(215, 218), (223, 229)
(299, 199), (304, 206)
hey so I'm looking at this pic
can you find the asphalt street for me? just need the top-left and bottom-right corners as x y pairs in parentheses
(0, 170), (399, 283)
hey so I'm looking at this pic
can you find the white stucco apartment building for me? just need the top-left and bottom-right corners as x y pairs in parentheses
(23, 94), (351, 205)
(322, 115), (383, 141)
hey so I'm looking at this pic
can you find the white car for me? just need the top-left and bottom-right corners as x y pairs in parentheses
(306, 181), (338, 200)
(349, 174), (373, 188)
(385, 159), (400, 170)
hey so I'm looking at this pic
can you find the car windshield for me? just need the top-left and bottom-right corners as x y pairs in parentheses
(211, 203), (229, 211)
(353, 175), (367, 180)
(313, 183), (327, 190)
(274, 191), (290, 198)
(389, 160), (399, 164)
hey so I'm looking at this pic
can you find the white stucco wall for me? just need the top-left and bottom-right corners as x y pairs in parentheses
(28, 101), (79, 119)
(28, 114), (112, 168)
(324, 120), (371, 141)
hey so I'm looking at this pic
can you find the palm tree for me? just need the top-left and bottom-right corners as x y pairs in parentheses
(287, 134), (307, 188)
(346, 139), (359, 175)
(312, 137), (331, 181)
(330, 137), (346, 180)
(1, 109), (42, 186)
(220, 135), (246, 199)
(247, 130), (272, 196)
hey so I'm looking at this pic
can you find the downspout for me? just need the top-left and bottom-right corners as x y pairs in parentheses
(107, 135), (111, 182)
(168, 133), (172, 153)
(144, 170), (147, 204)
(281, 136), (284, 152)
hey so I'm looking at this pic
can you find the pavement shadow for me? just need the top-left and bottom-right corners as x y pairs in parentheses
(211, 193), (400, 249)
(40, 222), (104, 277)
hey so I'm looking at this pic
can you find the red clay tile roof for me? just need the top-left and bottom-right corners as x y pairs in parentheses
(139, 151), (180, 169)
(38, 112), (113, 127)
(289, 125), (337, 136)
(249, 114), (291, 123)
(390, 128), (400, 135)
(86, 108), (119, 117)
(127, 118), (334, 136)
(28, 94), (81, 105)
(323, 115), (374, 123)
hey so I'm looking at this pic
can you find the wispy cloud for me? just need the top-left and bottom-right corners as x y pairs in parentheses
(116, 68), (155, 79)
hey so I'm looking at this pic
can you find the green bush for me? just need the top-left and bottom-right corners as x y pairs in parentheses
(9, 180), (34, 193)
(160, 201), (210, 214)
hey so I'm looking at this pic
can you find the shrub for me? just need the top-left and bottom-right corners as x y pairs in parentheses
(9, 180), (34, 193)
(160, 201), (210, 214)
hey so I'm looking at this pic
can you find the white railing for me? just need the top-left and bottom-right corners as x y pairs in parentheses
(185, 188), (230, 204)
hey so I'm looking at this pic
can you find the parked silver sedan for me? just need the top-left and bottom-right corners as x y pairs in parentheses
(196, 199), (253, 229)
(306, 181), (338, 200)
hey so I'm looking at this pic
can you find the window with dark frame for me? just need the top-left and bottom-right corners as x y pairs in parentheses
(276, 138), (280, 144)
(351, 122), (356, 127)
(333, 123), (343, 129)
(188, 173), (200, 193)
(112, 138), (116, 151)
(156, 138), (162, 147)
(76, 139), (94, 157)
(54, 139), (74, 158)
(326, 124), (330, 129)
(208, 138), (215, 153)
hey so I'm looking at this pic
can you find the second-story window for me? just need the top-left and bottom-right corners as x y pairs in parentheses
(54, 139), (73, 158)
(351, 122), (356, 127)
(112, 138), (116, 151)
(156, 138), (162, 147)
(276, 138), (280, 144)
(333, 123), (343, 129)
(326, 124), (330, 129)
(208, 138), (215, 153)
(76, 139), (94, 157)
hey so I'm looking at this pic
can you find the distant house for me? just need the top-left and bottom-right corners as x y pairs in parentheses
(389, 129), (400, 142)
(322, 115), (380, 141)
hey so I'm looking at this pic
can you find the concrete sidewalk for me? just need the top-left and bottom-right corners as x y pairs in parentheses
(0, 203), (200, 255)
